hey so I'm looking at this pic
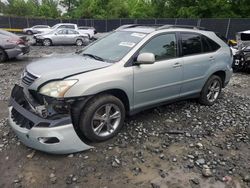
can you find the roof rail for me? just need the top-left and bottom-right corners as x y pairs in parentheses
(157, 25), (206, 30)
(115, 24), (163, 31)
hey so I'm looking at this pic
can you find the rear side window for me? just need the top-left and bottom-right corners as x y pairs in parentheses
(204, 36), (221, 51)
(181, 33), (202, 56)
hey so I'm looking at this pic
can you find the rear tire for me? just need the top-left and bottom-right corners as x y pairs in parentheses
(199, 75), (222, 106)
(0, 48), (7, 62)
(76, 39), (83, 46)
(43, 39), (52, 46)
(79, 94), (125, 142)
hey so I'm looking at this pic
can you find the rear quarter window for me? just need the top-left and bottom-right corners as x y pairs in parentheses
(202, 35), (221, 52)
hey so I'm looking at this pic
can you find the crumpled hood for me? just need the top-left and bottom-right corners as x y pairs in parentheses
(26, 53), (112, 88)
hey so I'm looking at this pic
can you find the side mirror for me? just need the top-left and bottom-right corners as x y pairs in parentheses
(136, 53), (155, 65)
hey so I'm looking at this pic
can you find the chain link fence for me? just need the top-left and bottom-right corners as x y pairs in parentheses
(1, 16), (250, 39)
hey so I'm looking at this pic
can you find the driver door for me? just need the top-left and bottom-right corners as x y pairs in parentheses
(133, 33), (183, 109)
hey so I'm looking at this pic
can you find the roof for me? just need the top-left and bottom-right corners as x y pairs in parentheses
(116, 24), (207, 34)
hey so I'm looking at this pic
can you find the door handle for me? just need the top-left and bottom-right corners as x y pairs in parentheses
(209, 56), (215, 61)
(173, 62), (182, 68)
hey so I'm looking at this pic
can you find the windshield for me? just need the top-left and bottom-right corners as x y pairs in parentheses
(81, 31), (147, 62)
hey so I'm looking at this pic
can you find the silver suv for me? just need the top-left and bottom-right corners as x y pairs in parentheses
(8, 25), (233, 154)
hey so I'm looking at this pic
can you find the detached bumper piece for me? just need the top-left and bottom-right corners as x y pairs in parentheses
(8, 85), (93, 154)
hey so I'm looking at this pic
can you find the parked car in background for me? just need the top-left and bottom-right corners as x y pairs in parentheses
(34, 28), (89, 46)
(8, 24), (232, 154)
(39, 23), (96, 39)
(0, 29), (30, 62)
(236, 30), (250, 49)
(78, 26), (97, 38)
(23, 25), (50, 35)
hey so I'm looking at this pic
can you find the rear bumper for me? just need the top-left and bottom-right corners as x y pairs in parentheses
(8, 85), (93, 154)
(224, 66), (233, 87)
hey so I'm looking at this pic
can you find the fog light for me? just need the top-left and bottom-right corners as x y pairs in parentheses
(38, 137), (60, 144)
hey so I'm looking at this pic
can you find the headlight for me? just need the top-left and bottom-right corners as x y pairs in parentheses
(39, 80), (78, 98)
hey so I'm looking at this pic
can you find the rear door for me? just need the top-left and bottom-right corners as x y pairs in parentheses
(66, 30), (79, 44)
(53, 29), (67, 44)
(180, 32), (220, 96)
(133, 33), (183, 109)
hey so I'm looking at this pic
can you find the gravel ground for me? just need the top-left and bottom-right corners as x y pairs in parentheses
(0, 46), (249, 188)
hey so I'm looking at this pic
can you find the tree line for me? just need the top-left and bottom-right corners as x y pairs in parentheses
(0, 0), (250, 19)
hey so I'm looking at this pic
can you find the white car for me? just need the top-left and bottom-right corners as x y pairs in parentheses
(39, 23), (96, 39)
(23, 25), (50, 35)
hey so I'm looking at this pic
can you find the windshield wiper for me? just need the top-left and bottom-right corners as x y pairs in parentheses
(83, 53), (105, 62)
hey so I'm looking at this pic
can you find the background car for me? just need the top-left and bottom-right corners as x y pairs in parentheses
(23, 25), (50, 35)
(38, 23), (96, 39)
(78, 26), (96, 38)
(0, 29), (30, 62)
(34, 28), (89, 46)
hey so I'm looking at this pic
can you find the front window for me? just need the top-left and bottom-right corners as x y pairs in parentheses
(81, 31), (147, 62)
(139, 33), (177, 61)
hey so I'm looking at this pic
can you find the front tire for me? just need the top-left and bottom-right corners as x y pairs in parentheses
(79, 94), (125, 142)
(26, 30), (33, 35)
(43, 39), (52, 46)
(0, 48), (7, 62)
(199, 75), (222, 106)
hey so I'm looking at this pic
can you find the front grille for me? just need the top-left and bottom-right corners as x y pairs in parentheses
(22, 70), (38, 86)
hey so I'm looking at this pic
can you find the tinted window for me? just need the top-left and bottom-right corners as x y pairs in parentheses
(201, 36), (211, 53)
(181, 33), (202, 56)
(206, 37), (220, 51)
(139, 34), (177, 61)
(202, 35), (220, 52)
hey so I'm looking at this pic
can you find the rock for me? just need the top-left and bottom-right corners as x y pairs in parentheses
(49, 173), (57, 184)
(196, 159), (205, 165)
(67, 154), (74, 158)
(187, 155), (195, 159)
(27, 150), (36, 159)
(132, 167), (141, 176)
(202, 168), (213, 177)
(190, 178), (200, 185)
(72, 176), (78, 182)
(0, 144), (4, 148)
(159, 154), (165, 160)
(185, 132), (191, 137)
(196, 143), (203, 149)
(14, 179), (20, 183)
(243, 174), (250, 182)
(172, 157), (177, 162)
(111, 161), (119, 168)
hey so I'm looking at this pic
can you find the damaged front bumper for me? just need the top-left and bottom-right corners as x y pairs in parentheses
(8, 85), (93, 154)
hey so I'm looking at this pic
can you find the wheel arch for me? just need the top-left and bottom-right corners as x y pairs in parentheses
(212, 70), (226, 87)
(97, 89), (130, 114)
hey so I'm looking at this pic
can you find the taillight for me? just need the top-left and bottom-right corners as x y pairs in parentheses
(229, 48), (233, 57)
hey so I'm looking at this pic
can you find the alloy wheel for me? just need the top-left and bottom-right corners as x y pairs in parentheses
(91, 103), (121, 137)
(207, 79), (221, 102)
